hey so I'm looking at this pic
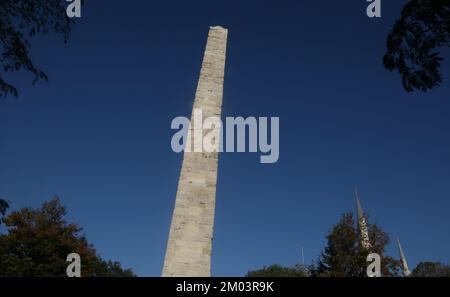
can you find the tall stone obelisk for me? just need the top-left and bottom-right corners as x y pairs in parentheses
(162, 26), (228, 277)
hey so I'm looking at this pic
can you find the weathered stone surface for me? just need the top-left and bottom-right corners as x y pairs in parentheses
(162, 26), (228, 277)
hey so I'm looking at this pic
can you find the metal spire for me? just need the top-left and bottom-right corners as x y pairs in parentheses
(397, 237), (412, 276)
(355, 187), (371, 250)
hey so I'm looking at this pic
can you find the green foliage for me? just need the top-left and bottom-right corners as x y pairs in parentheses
(0, 199), (9, 217)
(315, 213), (401, 277)
(246, 264), (309, 277)
(0, 198), (9, 226)
(0, 197), (135, 277)
(383, 0), (450, 92)
(0, 0), (76, 98)
(412, 261), (450, 277)
(99, 260), (136, 277)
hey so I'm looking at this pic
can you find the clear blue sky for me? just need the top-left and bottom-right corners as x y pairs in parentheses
(1, 0), (449, 276)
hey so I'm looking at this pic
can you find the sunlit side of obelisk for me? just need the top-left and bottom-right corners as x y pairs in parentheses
(162, 26), (228, 277)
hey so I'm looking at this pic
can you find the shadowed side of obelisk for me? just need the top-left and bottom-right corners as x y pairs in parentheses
(162, 26), (228, 277)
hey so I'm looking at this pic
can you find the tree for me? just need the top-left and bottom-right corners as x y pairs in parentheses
(383, 0), (450, 92)
(412, 261), (450, 277)
(316, 213), (401, 277)
(246, 264), (310, 277)
(0, 0), (75, 98)
(0, 197), (135, 277)
(98, 260), (136, 277)
(0, 198), (9, 225)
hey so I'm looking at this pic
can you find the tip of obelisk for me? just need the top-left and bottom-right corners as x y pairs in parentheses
(210, 25), (228, 31)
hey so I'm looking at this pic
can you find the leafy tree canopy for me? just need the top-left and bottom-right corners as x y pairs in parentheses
(246, 264), (309, 277)
(0, 198), (9, 225)
(384, 0), (450, 92)
(412, 261), (450, 277)
(0, 0), (75, 98)
(0, 197), (135, 277)
(0, 199), (8, 216)
(315, 213), (401, 277)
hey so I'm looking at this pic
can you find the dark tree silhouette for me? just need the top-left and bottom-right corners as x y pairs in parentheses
(0, 197), (135, 276)
(0, 198), (9, 224)
(246, 264), (310, 277)
(316, 213), (401, 277)
(412, 261), (450, 277)
(0, 0), (75, 98)
(383, 0), (450, 92)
